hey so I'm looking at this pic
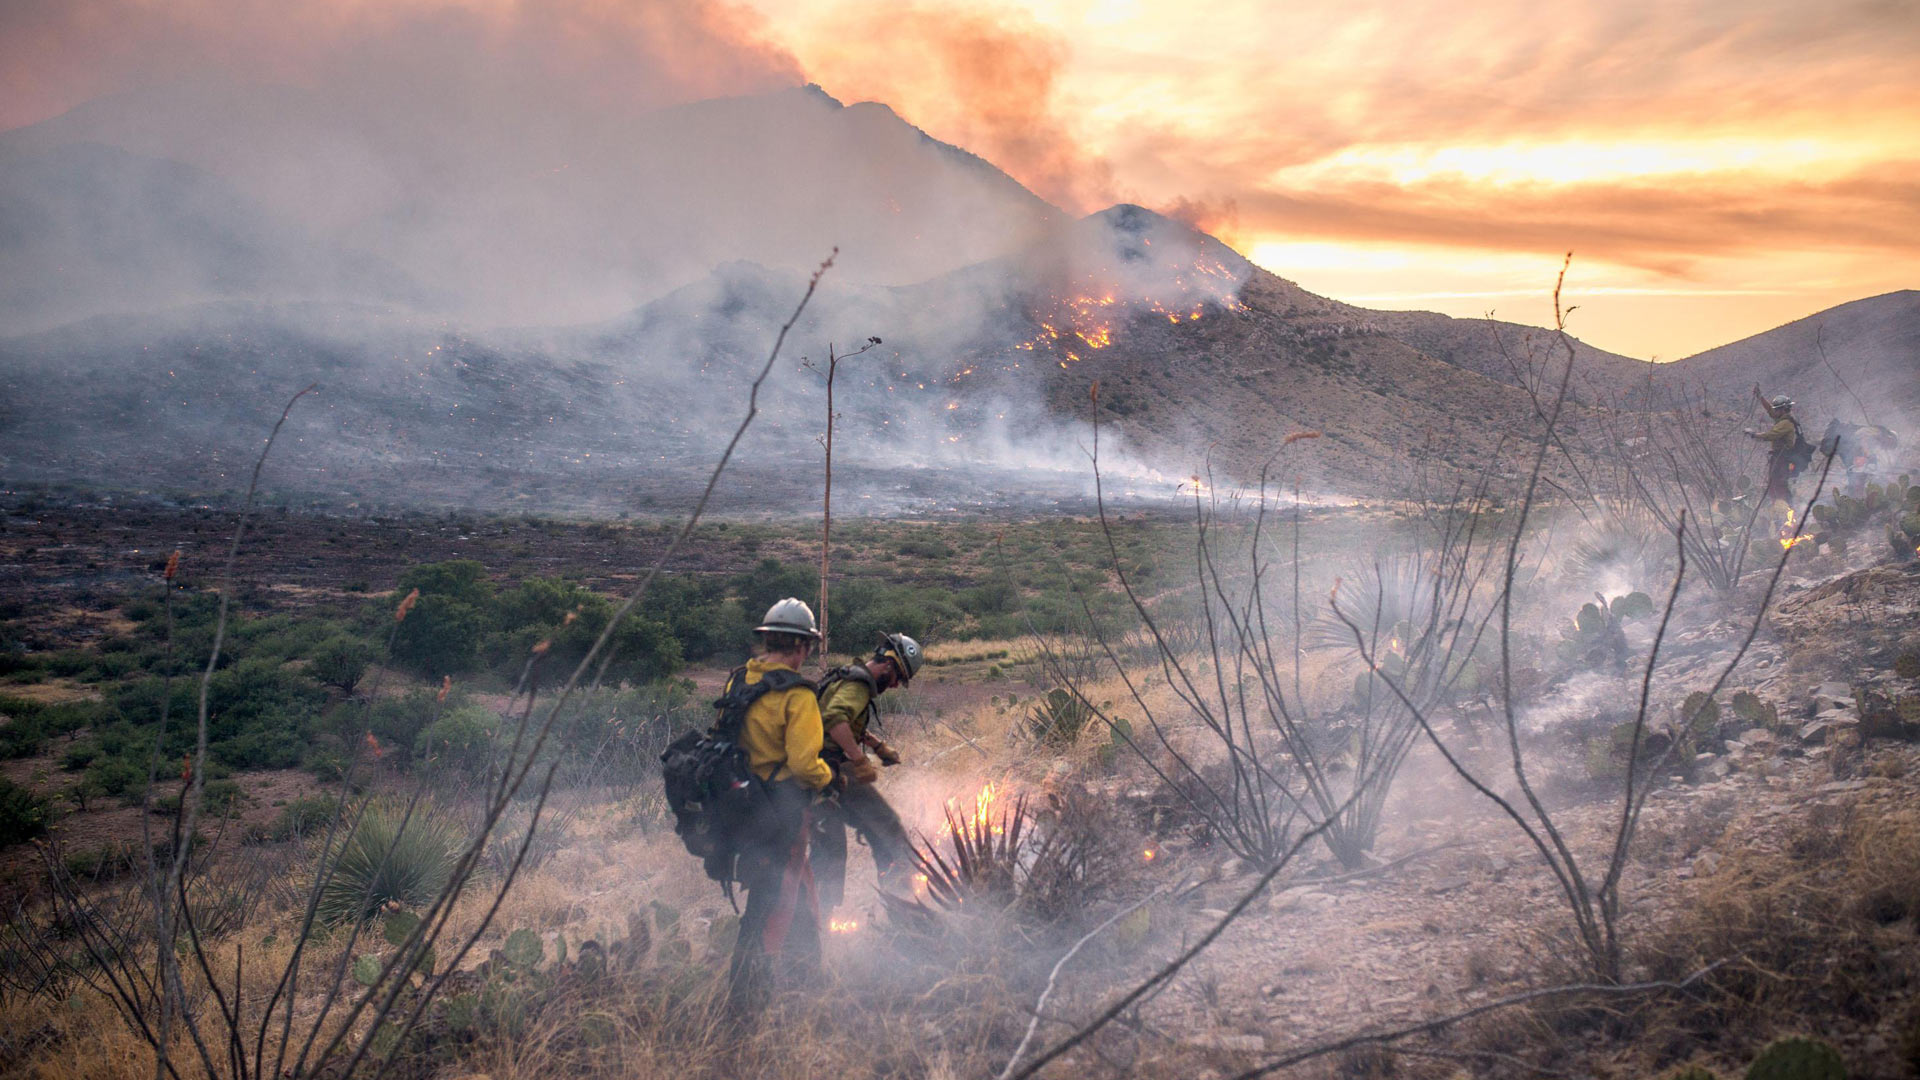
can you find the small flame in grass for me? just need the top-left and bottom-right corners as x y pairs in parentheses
(1143, 848), (1156, 862)
(163, 550), (181, 581)
(829, 918), (861, 934)
(364, 732), (384, 760)
(437, 675), (451, 703)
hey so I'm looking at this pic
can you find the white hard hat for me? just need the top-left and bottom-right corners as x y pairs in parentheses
(755, 597), (821, 639)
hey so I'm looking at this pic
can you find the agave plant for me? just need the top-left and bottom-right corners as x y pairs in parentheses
(316, 802), (464, 924)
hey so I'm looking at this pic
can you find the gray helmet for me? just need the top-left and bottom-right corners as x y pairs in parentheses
(877, 632), (923, 683)
(1771, 396), (1793, 410)
(755, 597), (821, 640)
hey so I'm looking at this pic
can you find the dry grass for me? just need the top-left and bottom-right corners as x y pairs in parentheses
(1635, 797), (1920, 1042)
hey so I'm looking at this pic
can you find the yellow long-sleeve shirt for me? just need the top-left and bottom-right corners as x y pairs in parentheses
(1757, 417), (1797, 448)
(820, 673), (877, 743)
(735, 658), (833, 790)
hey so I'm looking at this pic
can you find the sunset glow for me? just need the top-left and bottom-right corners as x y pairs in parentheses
(3, 0), (1911, 358)
(742, 0), (1920, 358)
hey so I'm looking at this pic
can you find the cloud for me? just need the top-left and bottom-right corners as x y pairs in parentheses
(0, 0), (803, 132)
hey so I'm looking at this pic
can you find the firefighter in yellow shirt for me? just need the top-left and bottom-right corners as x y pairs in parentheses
(722, 598), (833, 1018)
(811, 633), (922, 911)
(1745, 385), (1804, 508)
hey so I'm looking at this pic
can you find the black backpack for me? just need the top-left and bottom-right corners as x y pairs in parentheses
(660, 666), (813, 884)
(1785, 418), (1817, 475)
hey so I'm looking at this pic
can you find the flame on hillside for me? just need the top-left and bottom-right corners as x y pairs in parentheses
(938, 780), (1005, 839)
(1780, 508), (1812, 550)
(1021, 254), (1248, 364)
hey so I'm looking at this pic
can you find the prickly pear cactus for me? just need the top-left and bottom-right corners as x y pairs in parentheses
(1898, 695), (1920, 726)
(1665, 1066), (1720, 1080)
(1896, 652), (1920, 681)
(1745, 1035), (1846, 1080)
(1731, 690), (1781, 732)
(1683, 691), (1721, 741)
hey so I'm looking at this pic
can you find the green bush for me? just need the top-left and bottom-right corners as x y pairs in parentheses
(487, 577), (682, 686)
(0, 777), (51, 847)
(829, 579), (963, 654)
(1, 696), (108, 758)
(734, 559), (819, 629)
(391, 560), (495, 676)
(367, 691), (440, 763)
(115, 658), (326, 769)
(317, 803), (464, 923)
(643, 574), (740, 660)
(416, 705), (498, 772)
(86, 755), (150, 798)
(309, 634), (376, 693)
(268, 794), (342, 840)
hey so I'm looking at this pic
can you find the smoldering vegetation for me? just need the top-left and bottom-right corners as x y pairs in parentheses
(4, 294), (1920, 1080)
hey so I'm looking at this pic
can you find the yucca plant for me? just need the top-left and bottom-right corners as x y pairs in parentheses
(316, 803), (464, 924)
(882, 792), (1033, 938)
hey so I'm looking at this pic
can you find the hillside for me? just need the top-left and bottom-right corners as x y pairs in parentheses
(0, 81), (1065, 333)
(1658, 291), (1920, 423)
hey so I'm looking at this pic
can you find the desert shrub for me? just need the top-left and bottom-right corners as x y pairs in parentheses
(85, 755), (149, 798)
(897, 537), (955, 559)
(268, 794), (342, 840)
(962, 580), (1018, 616)
(642, 574), (740, 660)
(308, 634), (376, 693)
(416, 705), (498, 773)
(829, 579), (964, 652)
(391, 560), (495, 676)
(41, 651), (96, 678)
(155, 778), (244, 816)
(113, 658), (325, 769)
(317, 803), (464, 923)
(0, 777), (51, 847)
(0, 696), (106, 758)
(1637, 802), (1919, 1040)
(733, 558), (819, 628)
(367, 691), (441, 763)
(487, 577), (682, 686)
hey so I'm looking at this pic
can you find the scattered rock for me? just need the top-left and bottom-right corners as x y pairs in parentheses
(1817, 779), (1867, 794)
(1424, 874), (1472, 896)
(1691, 851), (1720, 876)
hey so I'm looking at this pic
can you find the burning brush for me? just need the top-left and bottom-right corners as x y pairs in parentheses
(880, 782), (1149, 936)
(880, 787), (1032, 935)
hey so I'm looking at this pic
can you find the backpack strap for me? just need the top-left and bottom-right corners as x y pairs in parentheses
(815, 664), (882, 733)
(709, 666), (815, 740)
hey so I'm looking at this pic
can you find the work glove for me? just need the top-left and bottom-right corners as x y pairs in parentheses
(848, 757), (881, 785)
(872, 741), (902, 766)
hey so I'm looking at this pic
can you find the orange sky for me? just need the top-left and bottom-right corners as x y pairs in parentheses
(741, 0), (1920, 360)
(4, 0), (1913, 359)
